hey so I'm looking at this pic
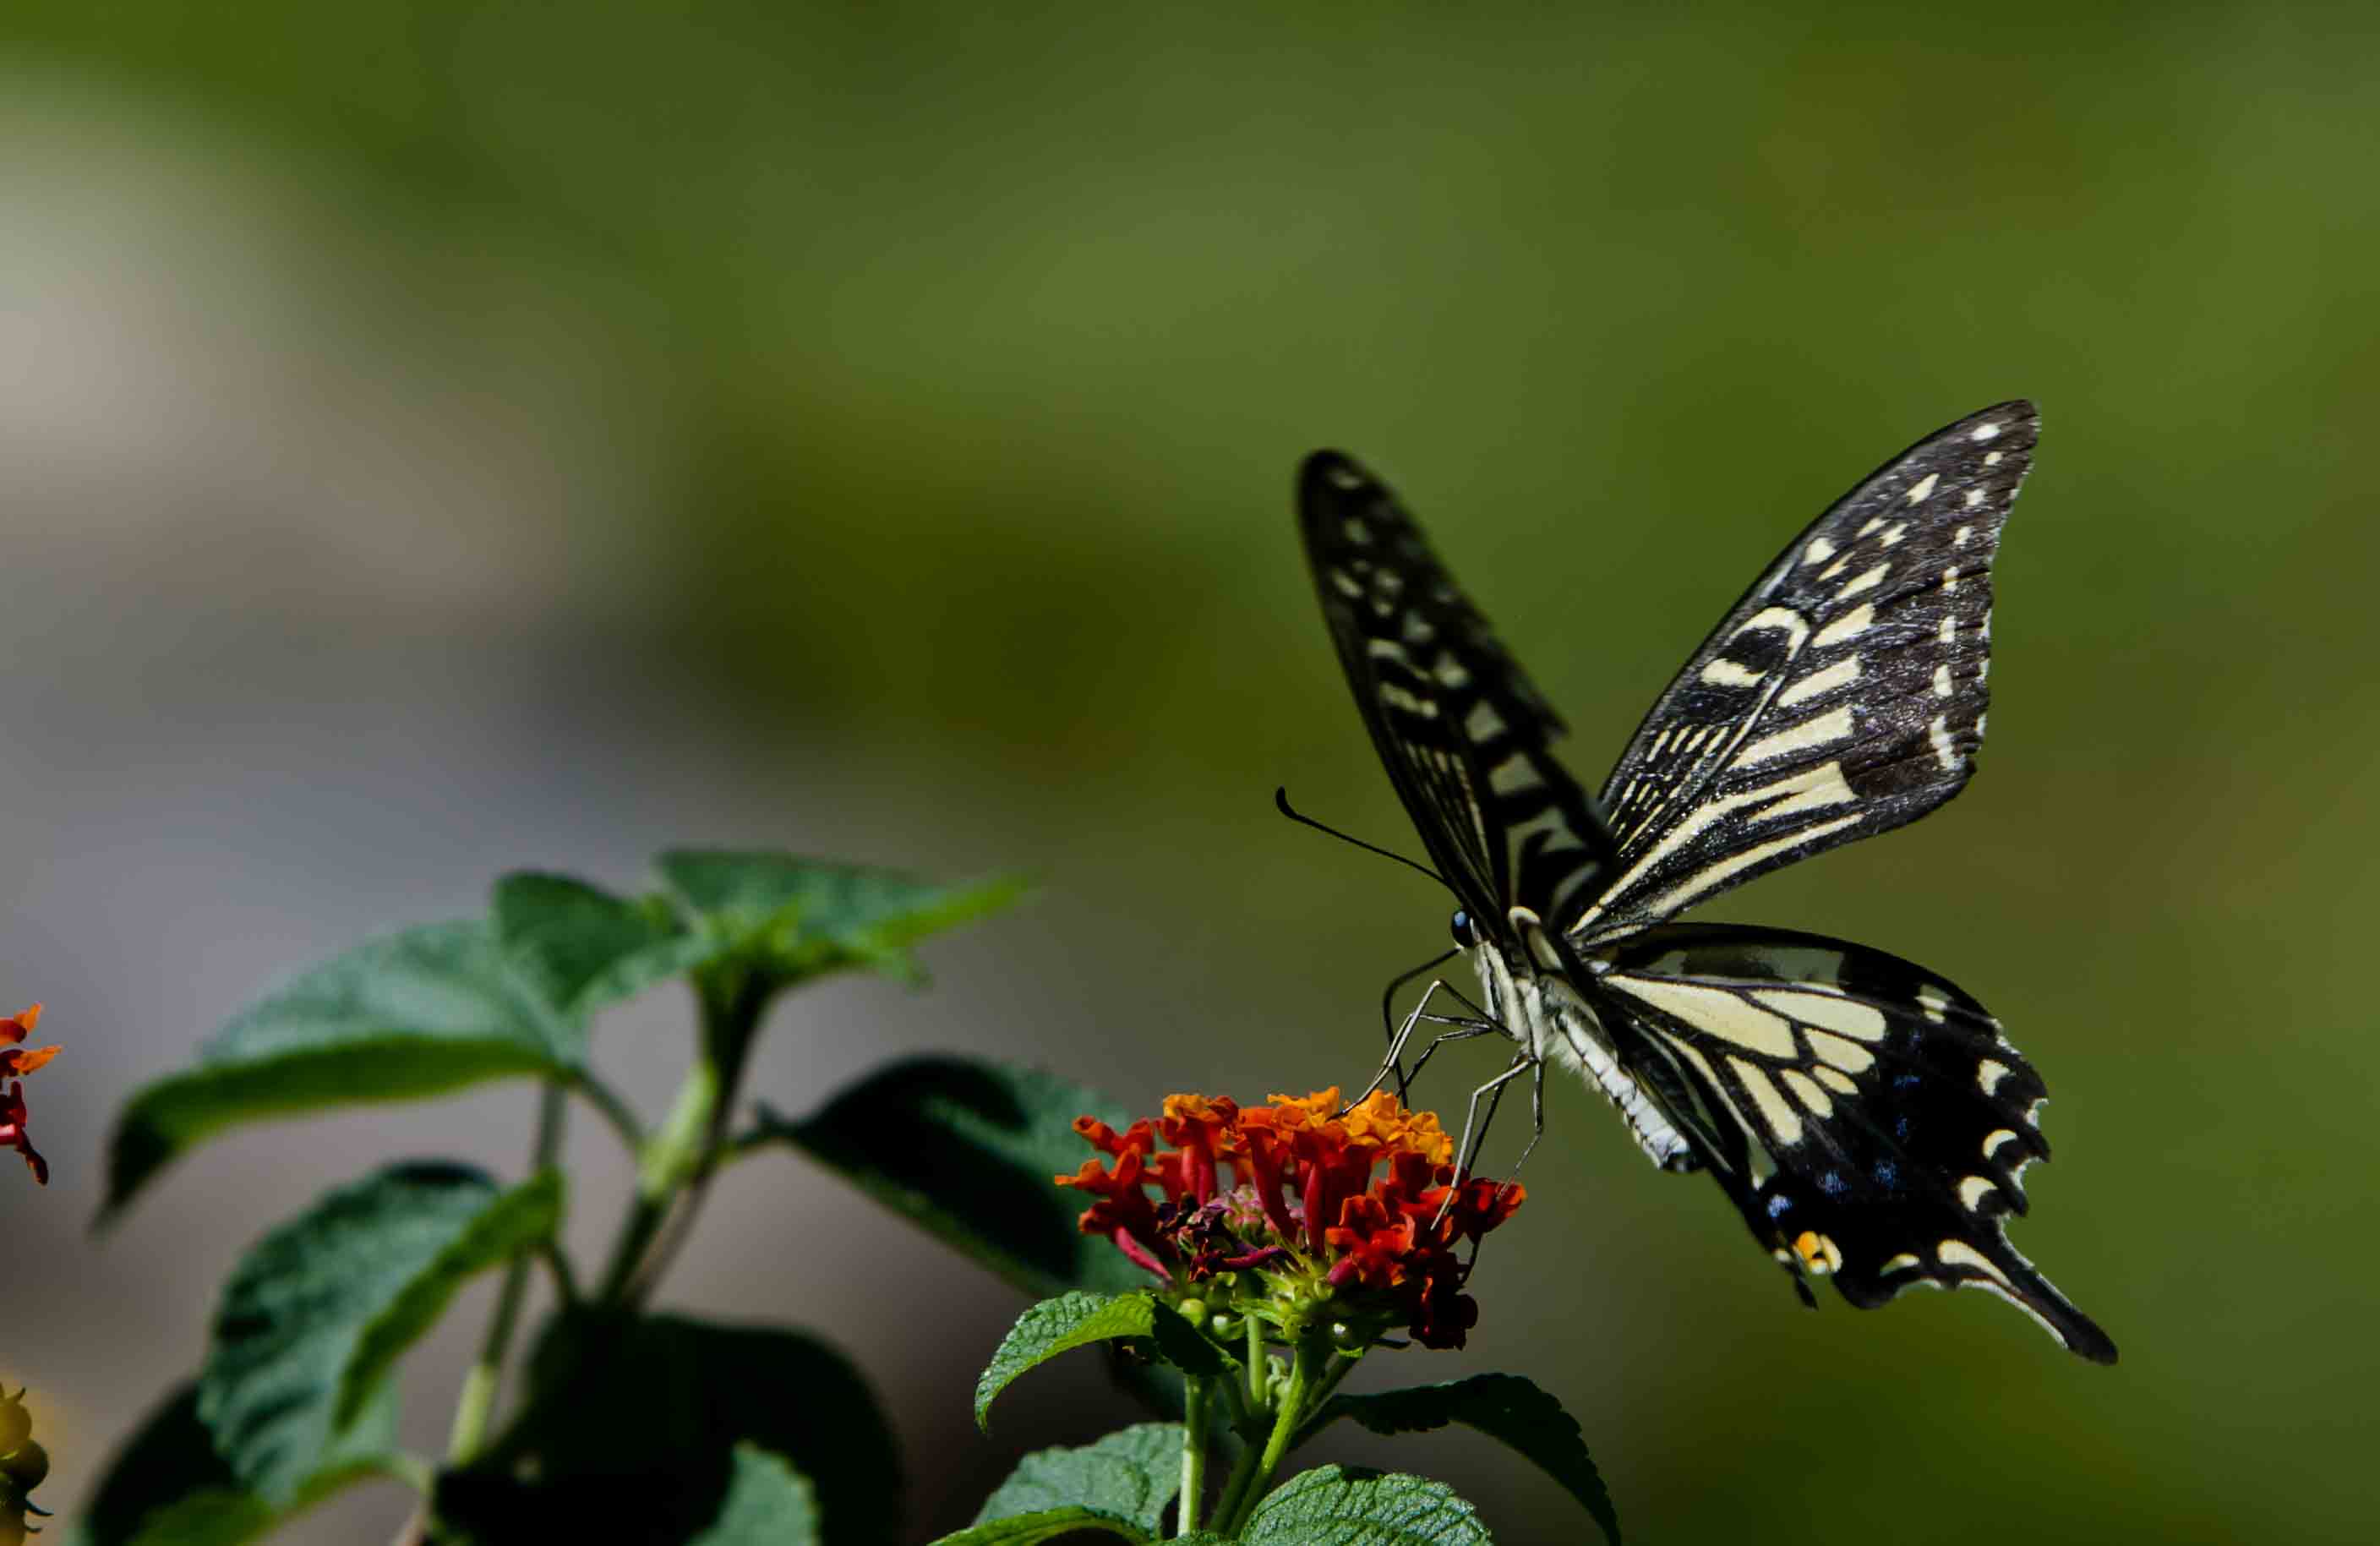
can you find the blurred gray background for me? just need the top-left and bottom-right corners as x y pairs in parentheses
(3, 3), (2375, 1542)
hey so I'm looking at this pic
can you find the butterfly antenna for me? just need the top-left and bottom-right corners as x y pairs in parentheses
(1273, 787), (1449, 890)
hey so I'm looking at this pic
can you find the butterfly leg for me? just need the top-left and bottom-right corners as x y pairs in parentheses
(1449, 1053), (1534, 1182)
(1399, 1021), (1501, 1090)
(1352, 979), (1496, 1107)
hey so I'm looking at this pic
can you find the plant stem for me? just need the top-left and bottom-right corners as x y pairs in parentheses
(1179, 1377), (1209, 1535)
(1220, 1335), (1322, 1536)
(445, 1081), (566, 1465)
(570, 1068), (646, 1154)
(1207, 1425), (1263, 1532)
(597, 965), (771, 1306)
(1293, 1351), (1361, 1442)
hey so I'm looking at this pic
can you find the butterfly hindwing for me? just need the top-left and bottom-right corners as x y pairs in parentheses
(1298, 451), (1617, 923)
(1571, 402), (2036, 942)
(1596, 921), (2115, 1363)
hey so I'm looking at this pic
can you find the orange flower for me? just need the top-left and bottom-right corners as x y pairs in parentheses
(1056, 1087), (1522, 1349)
(0, 1006), (56, 1079)
(0, 1007), (57, 1186)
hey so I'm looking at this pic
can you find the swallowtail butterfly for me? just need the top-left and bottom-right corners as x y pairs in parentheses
(1297, 402), (2115, 1362)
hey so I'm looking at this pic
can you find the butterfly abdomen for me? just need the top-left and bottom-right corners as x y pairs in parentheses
(1477, 946), (1698, 1172)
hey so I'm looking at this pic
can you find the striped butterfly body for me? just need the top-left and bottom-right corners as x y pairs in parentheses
(1298, 402), (2115, 1362)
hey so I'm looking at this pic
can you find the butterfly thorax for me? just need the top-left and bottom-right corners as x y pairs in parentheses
(1470, 910), (1696, 1172)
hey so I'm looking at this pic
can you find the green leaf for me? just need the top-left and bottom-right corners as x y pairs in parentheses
(656, 849), (1026, 981)
(101, 921), (580, 1219)
(754, 1055), (1146, 1299)
(437, 1311), (901, 1546)
(492, 871), (718, 1021)
(1307, 1374), (1617, 1543)
(199, 1163), (561, 1504)
(972, 1424), (1182, 1535)
(67, 1379), (397, 1546)
(685, 1445), (822, 1546)
(975, 1292), (1223, 1431)
(1239, 1466), (1489, 1546)
(929, 1508), (1153, 1545)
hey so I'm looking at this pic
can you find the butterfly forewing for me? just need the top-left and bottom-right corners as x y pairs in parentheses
(1570, 402), (2035, 943)
(1298, 451), (1617, 923)
(1597, 921), (2115, 1362)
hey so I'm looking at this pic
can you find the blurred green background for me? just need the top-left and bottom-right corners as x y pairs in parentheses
(3, 2), (2373, 1541)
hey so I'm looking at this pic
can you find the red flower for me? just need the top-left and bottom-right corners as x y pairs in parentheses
(1056, 1086), (1520, 1349)
(0, 1008), (57, 1187)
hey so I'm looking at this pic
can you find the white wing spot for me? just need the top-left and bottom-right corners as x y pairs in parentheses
(1820, 556), (1849, 580)
(1983, 1128), (2019, 1159)
(1364, 637), (1410, 664)
(1881, 1252), (1923, 1274)
(1917, 986), (1951, 1023)
(1700, 658), (1766, 687)
(1378, 683), (1438, 718)
(1756, 988), (1888, 1042)
(1810, 1030), (1875, 1075)
(1963, 488), (1985, 509)
(1330, 571), (1363, 598)
(1326, 465), (1366, 489)
(1928, 713), (1958, 769)
(1905, 473), (1941, 505)
(1804, 538), (1837, 565)
(1343, 516), (1373, 544)
(1954, 525), (1973, 547)
(1609, 976), (1800, 1059)
(1937, 1240), (2015, 1290)
(1731, 1057), (1804, 1146)
(1941, 565), (1960, 594)
(1433, 653), (1471, 689)
(1970, 422), (2003, 442)
(1984, 450), (2004, 466)
(1859, 517), (1885, 538)
(1836, 562), (1889, 602)
(1402, 612), (1436, 645)
(1958, 1176), (1996, 1211)
(1977, 1058), (2012, 1095)
(1780, 1068), (1834, 1119)
(1813, 1064), (1859, 1095)
(1933, 664), (1953, 697)
(1465, 700), (1507, 741)
(1938, 615), (1957, 646)
(1777, 653), (1859, 707)
(1737, 706), (1854, 765)
(1812, 603), (1875, 650)
(1881, 522), (1909, 547)
(1488, 756), (1543, 795)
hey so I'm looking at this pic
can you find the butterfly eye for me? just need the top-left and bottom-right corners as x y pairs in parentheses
(1449, 909), (1477, 948)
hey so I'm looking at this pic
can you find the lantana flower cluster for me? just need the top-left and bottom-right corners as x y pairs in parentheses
(1057, 1088), (1522, 1349)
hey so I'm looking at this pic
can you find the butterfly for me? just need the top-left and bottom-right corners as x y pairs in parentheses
(1296, 402), (2115, 1362)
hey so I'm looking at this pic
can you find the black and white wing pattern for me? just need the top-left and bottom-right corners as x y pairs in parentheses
(1292, 403), (2114, 1363)
(1596, 922), (2115, 1363)
(1298, 452), (1617, 926)
(1569, 402), (2034, 944)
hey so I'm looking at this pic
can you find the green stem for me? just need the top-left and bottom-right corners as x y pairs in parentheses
(445, 1081), (566, 1465)
(597, 965), (772, 1307)
(1294, 1351), (1361, 1441)
(1221, 1336), (1322, 1536)
(1207, 1428), (1263, 1535)
(1245, 1316), (1266, 1408)
(570, 1068), (646, 1154)
(1179, 1377), (1209, 1535)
